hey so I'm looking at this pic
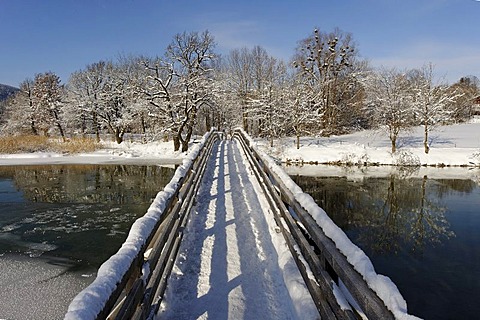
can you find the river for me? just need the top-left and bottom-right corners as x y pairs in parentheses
(286, 165), (480, 320)
(0, 164), (175, 320)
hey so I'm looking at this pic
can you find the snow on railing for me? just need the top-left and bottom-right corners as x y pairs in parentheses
(237, 128), (420, 320)
(65, 130), (214, 320)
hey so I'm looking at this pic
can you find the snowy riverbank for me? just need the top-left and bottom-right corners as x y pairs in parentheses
(257, 121), (480, 167)
(1, 121), (479, 168)
(0, 139), (186, 166)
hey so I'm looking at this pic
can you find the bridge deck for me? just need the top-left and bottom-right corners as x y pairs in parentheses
(157, 140), (317, 319)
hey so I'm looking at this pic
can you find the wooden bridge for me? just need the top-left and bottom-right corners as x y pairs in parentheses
(65, 130), (415, 320)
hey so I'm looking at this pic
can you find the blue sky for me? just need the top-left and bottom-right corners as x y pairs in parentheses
(1, 0), (479, 87)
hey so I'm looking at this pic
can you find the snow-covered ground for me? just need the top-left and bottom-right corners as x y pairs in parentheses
(0, 139), (185, 166)
(1, 122), (478, 168)
(257, 121), (480, 167)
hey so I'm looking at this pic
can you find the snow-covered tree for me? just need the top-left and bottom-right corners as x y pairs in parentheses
(448, 76), (479, 122)
(284, 75), (319, 149)
(144, 30), (217, 151)
(210, 61), (244, 135)
(67, 57), (148, 144)
(98, 59), (144, 144)
(1, 78), (37, 135)
(247, 47), (289, 145)
(293, 27), (363, 136)
(409, 63), (460, 154)
(222, 47), (255, 132)
(67, 61), (111, 140)
(219, 46), (289, 141)
(32, 72), (66, 141)
(365, 67), (414, 153)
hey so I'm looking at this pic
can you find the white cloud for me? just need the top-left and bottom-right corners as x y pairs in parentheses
(197, 18), (292, 61)
(203, 20), (264, 52)
(371, 40), (480, 83)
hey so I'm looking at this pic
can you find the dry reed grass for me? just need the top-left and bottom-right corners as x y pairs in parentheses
(58, 137), (101, 153)
(0, 135), (101, 154)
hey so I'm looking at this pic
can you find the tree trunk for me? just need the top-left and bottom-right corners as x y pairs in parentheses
(242, 111), (248, 133)
(296, 134), (300, 150)
(56, 122), (66, 142)
(141, 115), (147, 143)
(173, 135), (181, 151)
(81, 114), (87, 137)
(92, 111), (100, 142)
(205, 112), (211, 132)
(114, 128), (123, 144)
(389, 127), (398, 153)
(391, 136), (397, 153)
(181, 126), (193, 152)
(423, 123), (430, 154)
(31, 119), (38, 135)
(181, 139), (189, 152)
(52, 110), (66, 142)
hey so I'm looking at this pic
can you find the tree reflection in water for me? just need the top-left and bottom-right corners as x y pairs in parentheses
(0, 164), (174, 204)
(290, 170), (462, 255)
(0, 165), (175, 268)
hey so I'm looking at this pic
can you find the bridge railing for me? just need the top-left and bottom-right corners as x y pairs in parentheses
(65, 130), (220, 320)
(234, 129), (413, 320)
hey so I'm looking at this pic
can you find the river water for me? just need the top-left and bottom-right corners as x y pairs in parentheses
(286, 165), (480, 320)
(2, 163), (479, 319)
(0, 164), (175, 320)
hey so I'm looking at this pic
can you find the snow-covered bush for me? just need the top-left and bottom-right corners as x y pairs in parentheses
(470, 151), (480, 166)
(393, 150), (421, 166)
(341, 152), (370, 166)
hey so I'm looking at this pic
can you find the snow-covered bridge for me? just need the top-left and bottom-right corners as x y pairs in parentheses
(64, 130), (418, 320)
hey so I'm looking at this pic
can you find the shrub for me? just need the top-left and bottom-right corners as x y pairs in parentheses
(394, 150), (421, 166)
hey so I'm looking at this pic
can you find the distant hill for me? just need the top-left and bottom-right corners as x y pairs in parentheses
(0, 84), (19, 101)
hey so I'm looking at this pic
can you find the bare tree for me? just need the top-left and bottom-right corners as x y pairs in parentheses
(67, 61), (111, 141)
(365, 67), (414, 153)
(220, 45), (288, 139)
(285, 75), (319, 149)
(447, 76), (479, 122)
(97, 59), (142, 144)
(1, 78), (37, 135)
(293, 27), (363, 136)
(224, 47), (254, 132)
(410, 63), (461, 153)
(144, 30), (217, 151)
(32, 72), (66, 141)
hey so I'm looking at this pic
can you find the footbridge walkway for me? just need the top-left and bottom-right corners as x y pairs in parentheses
(65, 130), (416, 320)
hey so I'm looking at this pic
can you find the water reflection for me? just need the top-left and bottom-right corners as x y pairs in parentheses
(0, 165), (175, 269)
(289, 166), (480, 319)
(0, 165), (170, 204)
(290, 173), (456, 254)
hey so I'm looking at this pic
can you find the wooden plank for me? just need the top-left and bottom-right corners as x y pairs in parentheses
(113, 278), (145, 320)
